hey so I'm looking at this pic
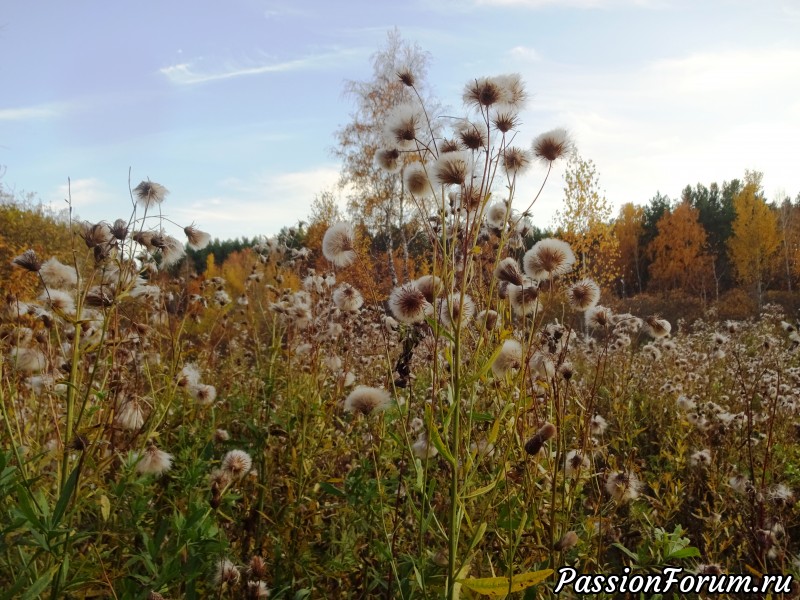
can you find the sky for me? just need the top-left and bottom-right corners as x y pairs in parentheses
(2, 0), (799, 242)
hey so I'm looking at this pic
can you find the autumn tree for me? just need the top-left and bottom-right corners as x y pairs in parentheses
(682, 179), (739, 298)
(333, 28), (437, 287)
(556, 154), (619, 286)
(774, 190), (800, 292)
(305, 190), (343, 268)
(728, 171), (781, 307)
(613, 202), (645, 296)
(647, 200), (713, 297)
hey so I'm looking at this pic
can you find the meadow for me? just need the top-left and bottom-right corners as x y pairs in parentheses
(2, 71), (800, 600)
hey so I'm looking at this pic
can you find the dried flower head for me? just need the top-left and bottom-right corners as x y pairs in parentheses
(432, 152), (471, 187)
(412, 432), (438, 459)
(81, 221), (114, 250)
(492, 339), (523, 378)
(178, 363), (202, 387)
(438, 293), (475, 328)
(404, 162), (431, 196)
(375, 148), (402, 173)
(414, 275), (443, 303)
(525, 422), (557, 455)
(115, 397), (146, 431)
(109, 218), (129, 240)
(39, 289), (75, 315)
(389, 283), (429, 324)
(132, 230), (156, 250)
(456, 120), (488, 150)
(605, 470), (641, 503)
(184, 225), (212, 250)
(532, 128), (573, 164)
(486, 202), (509, 230)
(554, 531), (579, 552)
(463, 77), (503, 107)
(214, 558), (240, 587)
(383, 103), (423, 150)
(565, 450), (589, 478)
(39, 257), (78, 288)
(322, 222), (357, 268)
(589, 414), (608, 436)
(389, 65), (413, 87)
(690, 449), (711, 468)
(134, 180), (168, 209)
(332, 283), (363, 312)
(585, 305), (613, 329)
(10, 346), (47, 373)
(189, 383), (218, 405)
(567, 278), (600, 311)
(476, 309), (499, 330)
(523, 238), (576, 279)
(246, 580), (270, 598)
(158, 235), (186, 267)
(344, 386), (393, 415)
(643, 315), (671, 338)
(135, 444), (173, 476)
(11, 249), (42, 272)
(492, 103), (520, 133)
(508, 281), (540, 316)
(502, 146), (532, 176)
(221, 449), (253, 479)
(494, 257), (524, 286)
(248, 555), (268, 580)
(494, 73), (527, 108)
(439, 138), (461, 153)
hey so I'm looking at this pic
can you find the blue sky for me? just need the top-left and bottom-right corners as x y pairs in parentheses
(2, 0), (799, 241)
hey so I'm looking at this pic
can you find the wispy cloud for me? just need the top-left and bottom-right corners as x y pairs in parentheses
(509, 45), (541, 62)
(160, 48), (362, 85)
(0, 104), (59, 121)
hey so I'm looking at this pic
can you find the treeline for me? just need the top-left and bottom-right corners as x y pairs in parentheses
(614, 171), (800, 308)
(5, 173), (800, 320)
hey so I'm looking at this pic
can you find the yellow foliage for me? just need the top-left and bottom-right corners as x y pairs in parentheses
(557, 155), (620, 286)
(614, 202), (645, 294)
(648, 201), (713, 295)
(728, 172), (780, 300)
(0, 200), (74, 298)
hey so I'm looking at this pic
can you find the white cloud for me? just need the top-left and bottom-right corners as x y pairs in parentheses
(175, 166), (343, 238)
(160, 48), (362, 85)
(507, 45), (800, 224)
(52, 178), (116, 210)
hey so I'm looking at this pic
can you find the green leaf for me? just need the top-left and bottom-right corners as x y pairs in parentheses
(462, 478), (499, 499)
(99, 494), (111, 522)
(465, 344), (504, 386)
(459, 570), (554, 597)
(612, 542), (640, 562)
(53, 464), (81, 525)
(666, 547), (701, 560)
(318, 482), (346, 498)
(466, 522), (488, 554)
(20, 564), (60, 600)
(425, 405), (455, 466)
